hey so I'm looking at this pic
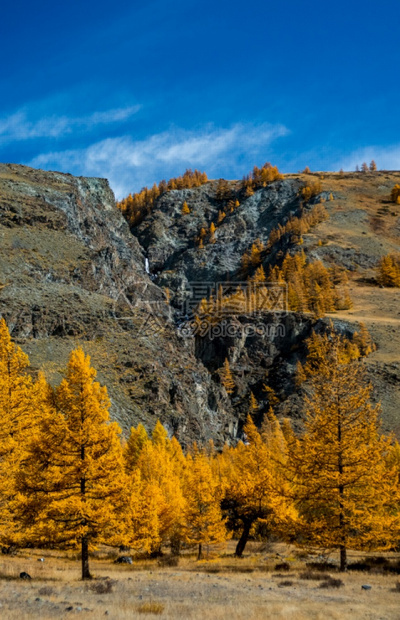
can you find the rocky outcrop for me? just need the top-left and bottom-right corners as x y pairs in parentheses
(135, 179), (303, 301)
(0, 164), (234, 445)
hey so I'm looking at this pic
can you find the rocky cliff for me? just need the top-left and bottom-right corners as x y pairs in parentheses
(0, 164), (235, 445)
(1, 164), (400, 442)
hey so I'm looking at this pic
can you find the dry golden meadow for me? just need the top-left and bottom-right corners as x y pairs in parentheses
(0, 542), (399, 619)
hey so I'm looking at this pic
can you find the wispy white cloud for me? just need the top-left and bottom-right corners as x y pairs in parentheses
(0, 105), (141, 142)
(331, 144), (400, 172)
(29, 122), (289, 198)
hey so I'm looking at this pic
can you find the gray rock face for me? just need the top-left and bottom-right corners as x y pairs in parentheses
(135, 179), (303, 294)
(0, 164), (234, 445)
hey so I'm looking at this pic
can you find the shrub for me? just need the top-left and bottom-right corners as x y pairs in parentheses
(299, 571), (331, 581)
(278, 580), (294, 587)
(137, 602), (165, 614)
(319, 577), (344, 589)
(158, 555), (179, 567)
(89, 579), (115, 594)
(274, 562), (290, 571)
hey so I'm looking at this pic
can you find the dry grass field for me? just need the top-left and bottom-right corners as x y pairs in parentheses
(0, 543), (399, 619)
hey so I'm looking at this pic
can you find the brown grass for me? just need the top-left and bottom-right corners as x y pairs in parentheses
(0, 543), (397, 618)
(137, 602), (165, 614)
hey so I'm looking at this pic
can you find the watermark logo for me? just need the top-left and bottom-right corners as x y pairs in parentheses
(112, 278), (287, 339)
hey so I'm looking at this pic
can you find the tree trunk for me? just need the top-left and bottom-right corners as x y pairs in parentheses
(170, 536), (181, 557)
(339, 545), (347, 572)
(235, 519), (252, 557)
(81, 535), (92, 580)
(197, 543), (202, 561)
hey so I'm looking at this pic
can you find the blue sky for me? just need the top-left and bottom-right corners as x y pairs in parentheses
(1, 0), (399, 198)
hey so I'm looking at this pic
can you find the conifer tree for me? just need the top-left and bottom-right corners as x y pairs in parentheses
(219, 358), (235, 395)
(369, 160), (377, 172)
(289, 331), (400, 571)
(249, 392), (258, 413)
(353, 322), (375, 357)
(0, 319), (37, 547)
(209, 222), (216, 243)
(220, 415), (295, 557)
(17, 348), (127, 579)
(181, 201), (190, 215)
(183, 450), (226, 560)
(125, 421), (185, 556)
(390, 184), (400, 204)
(377, 253), (400, 287)
(125, 423), (149, 472)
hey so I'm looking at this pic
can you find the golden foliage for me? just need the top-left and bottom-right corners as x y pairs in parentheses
(377, 253), (400, 287)
(390, 184), (400, 204)
(0, 319), (37, 546)
(218, 414), (296, 556)
(240, 163), (283, 194)
(183, 449), (227, 559)
(301, 181), (322, 202)
(268, 253), (352, 317)
(0, 320), (396, 574)
(289, 329), (400, 570)
(17, 348), (126, 579)
(117, 169), (208, 226)
(219, 358), (235, 395)
(181, 201), (190, 215)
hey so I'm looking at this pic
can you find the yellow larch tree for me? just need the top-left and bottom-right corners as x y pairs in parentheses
(377, 253), (400, 287)
(17, 348), (127, 579)
(125, 421), (185, 556)
(181, 201), (190, 215)
(124, 423), (149, 472)
(219, 358), (235, 395)
(0, 319), (38, 548)
(390, 184), (400, 204)
(182, 449), (227, 560)
(209, 222), (216, 243)
(289, 331), (400, 571)
(220, 414), (296, 557)
(249, 392), (258, 414)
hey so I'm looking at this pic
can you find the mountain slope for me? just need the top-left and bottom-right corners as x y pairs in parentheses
(1, 164), (400, 441)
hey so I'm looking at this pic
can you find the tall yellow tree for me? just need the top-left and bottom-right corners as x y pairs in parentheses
(17, 348), (127, 579)
(125, 421), (186, 556)
(219, 358), (235, 395)
(0, 319), (38, 548)
(290, 331), (400, 571)
(183, 450), (226, 560)
(220, 414), (296, 556)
